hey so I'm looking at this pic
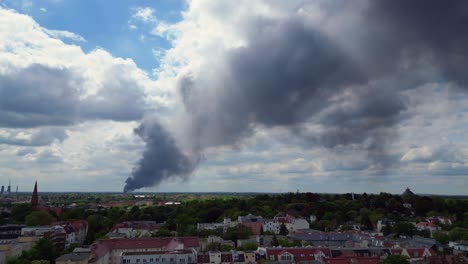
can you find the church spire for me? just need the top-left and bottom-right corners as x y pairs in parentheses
(31, 181), (38, 209)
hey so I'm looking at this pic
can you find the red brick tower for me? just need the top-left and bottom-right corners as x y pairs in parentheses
(31, 181), (38, 209)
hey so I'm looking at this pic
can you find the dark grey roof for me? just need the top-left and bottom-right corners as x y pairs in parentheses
(289, 232), (352, 241)
(56, 252), (91, 262)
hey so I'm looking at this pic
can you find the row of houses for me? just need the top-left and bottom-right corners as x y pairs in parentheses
(55, 236), (444, 264)
(198, 214), (309, 235)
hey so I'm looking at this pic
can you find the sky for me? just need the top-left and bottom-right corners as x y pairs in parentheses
(0, 0), (467, 194)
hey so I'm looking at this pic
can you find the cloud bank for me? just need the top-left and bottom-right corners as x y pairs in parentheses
(124, 0), (468, 192)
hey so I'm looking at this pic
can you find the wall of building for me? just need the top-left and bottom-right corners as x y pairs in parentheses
(121, 252), (196, 264)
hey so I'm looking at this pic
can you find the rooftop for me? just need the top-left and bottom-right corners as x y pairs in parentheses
(56, 252), (91, 262)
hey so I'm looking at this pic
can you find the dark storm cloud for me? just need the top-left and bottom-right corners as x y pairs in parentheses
(180, 18), (406, 153)
(129, 0), (468, 190)
(0, 64), (80, 128)
(0, 64), (147, 129)
(123, 120), (198, 192)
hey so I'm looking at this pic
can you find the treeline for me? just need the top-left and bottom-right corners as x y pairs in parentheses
(2, 192), (468, 244)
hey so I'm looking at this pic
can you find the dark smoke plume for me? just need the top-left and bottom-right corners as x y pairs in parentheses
(124, 0), (468, 191)
(124, 121), (198, 192)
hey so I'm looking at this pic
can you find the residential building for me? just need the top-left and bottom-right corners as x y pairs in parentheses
(87, 237), (201, 264)
(0, 239), (34, 259)
(274, 215), (309, 233)
(376, 219), (395, 233)
(109, 221), (161, 238)
(415, 222), (440, 236)
(449, 241), (468, 252)
(21, 226), (52, 237)
(121, 249), (197, 264)
(239, 222), (263, 236)
(262, 247), (331, 263)
(262, 220), (280, 234)
(197, 219), (238, 232)
(0, 225), (25, 240)
(56, 252), (92, 264)
(288, 231), (354, 247)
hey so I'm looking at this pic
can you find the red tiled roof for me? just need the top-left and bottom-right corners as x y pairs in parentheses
(91, 237), (200, 258)
(325, 256), (379, 264)
(416, 222), (437, 227)
(390, 249), (403, 255)
(405, 248), (434, 258)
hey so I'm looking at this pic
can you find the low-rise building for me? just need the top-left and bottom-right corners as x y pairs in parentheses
(56, 252), (91, 264)
(121, 249), (197, 264)
(109, 221), (161, 238)
(288, 231), (354, 247)
(197, 219), (238, 232)
(88, 237), (201, 264)
(448, 241), (468, 252)
(0, 239), (34, 259)
(0, 225), (25, 240)
(415, 222), (440, 236)
(21, 226), (52, 237)
(262, 220), (280, 234)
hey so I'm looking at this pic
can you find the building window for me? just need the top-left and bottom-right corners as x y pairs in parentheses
(137, 259), (140, 263)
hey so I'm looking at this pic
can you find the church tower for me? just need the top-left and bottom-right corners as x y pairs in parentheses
(31, 181), (38, 209)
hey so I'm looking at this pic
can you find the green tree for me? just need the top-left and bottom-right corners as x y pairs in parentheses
(433, 232), (450, 245)
(31, 261), (49, 264)
(33, 239), (59, 262)
(279, 223), (289, 235)
(11, 204), (33, 223)
(239, 242), (258, 250)
(271, 235), (279, 247)
(383, 223), (393, 236)
(220, 244), (234, 251)
(393, 222), (416, 237)
(360, 209), (373, 230)
(86, 214), (113, 244)
(224, 226), (253, 242)
(381, 255), (410, 264)
(7, 258), (31, 264)
(448, 227), (468, 241)
(25, 211), (54, 226)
